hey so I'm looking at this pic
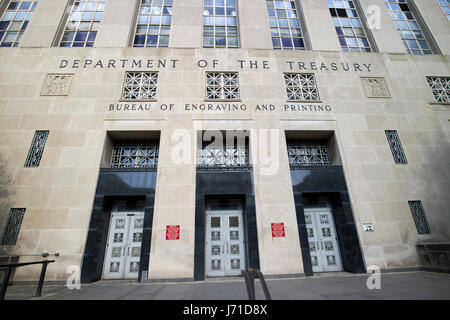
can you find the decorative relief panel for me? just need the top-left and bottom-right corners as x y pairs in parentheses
(41, 74), (74, 96)
(361, 77), (390, 98)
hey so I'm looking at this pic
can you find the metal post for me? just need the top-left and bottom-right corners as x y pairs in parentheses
(0, 267), (12, 300)
(256, 270), (272, 300)
(35, 262), (48, 297)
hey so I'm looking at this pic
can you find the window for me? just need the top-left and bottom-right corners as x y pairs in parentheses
(287, 142), (330, 166)
(59, 0), (106, 47)
(199, 131), (249, 167)
(203, 0), (239, 48)
(24, 130), (49, 167)
(384, 0), (433, 54)
(327, 0), (372, 52)
(408, 201), (431, 235)
(1, 208), (25, 246)
(133, 0), (173, 47)
(385, 130), (407, 164)
(436, 0), (450, 21)
(110, 143), (159, 168)
(206, 72), (239, 101)
(122, 71), (158, 100)
(284, 73), (320, 101)
(266, 0), (306, 49)
(0, 0), (37, 47)
(426, 76), (450, 103)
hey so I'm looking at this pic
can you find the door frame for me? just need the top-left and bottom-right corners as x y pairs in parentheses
(204, 200), (247, 278)
(102, 201), (145, 280)
(304, 205), (343, 273)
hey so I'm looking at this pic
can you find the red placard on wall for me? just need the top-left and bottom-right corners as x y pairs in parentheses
(166, 225), (180, 240)
(271, 223), (285, 237)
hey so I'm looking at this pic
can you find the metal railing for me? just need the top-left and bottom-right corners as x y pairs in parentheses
(0, 260), (55, 300)
(241, 268), (272, 300)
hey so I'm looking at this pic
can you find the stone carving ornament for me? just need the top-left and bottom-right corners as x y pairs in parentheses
(41, 73), (74, 96)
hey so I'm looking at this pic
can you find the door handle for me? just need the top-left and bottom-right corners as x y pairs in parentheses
(226, 241), (229, 254)
(127, 246), (130, 256)
(321, 242), (324, 250)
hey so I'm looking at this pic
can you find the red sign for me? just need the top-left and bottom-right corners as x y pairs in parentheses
(271, 223), (285, 237)
(166, 225), (180, 240)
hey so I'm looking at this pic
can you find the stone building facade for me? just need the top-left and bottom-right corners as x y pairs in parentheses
(0, 0), (449, 283)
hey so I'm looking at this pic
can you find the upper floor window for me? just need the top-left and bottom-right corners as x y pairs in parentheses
(287, 141), (330, 166)
(284, 73), (320, 102)
(408, 201), (431, 235)
(0, 0), (37, 47)
(266, 0), (306, 49)
(25, 130), (49, 167)
(1, 208), (25, 246)
(203, 0), (239, 48)
(436, 0), (450, 21)
(384, 0), (433, 54)
(133, 0), (173, 47)
(426, 76), (450, 103)
(122, 71), (158, 101)
(206, 72), (239, 101)
(110, 142), (159, 168)
(385, 130), (408, 164)
(327, 0), (372, 52)
(59, 0), (106, 47)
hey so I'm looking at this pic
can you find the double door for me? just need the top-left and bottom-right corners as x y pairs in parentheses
(103, 206), (144, 279)
(205, 207), (246, 277)
(305, 206), (343, 273)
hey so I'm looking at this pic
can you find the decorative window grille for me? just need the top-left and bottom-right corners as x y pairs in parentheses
(133, 0), (173, 47)
(436, 0), (450, 21)
(199, 132), (249, 167)
(199, 145), (248, 167)
(122, 72), (158, 100)
(408, 201), (431, 234)
(266, 0), (306, 49)
(0, 0), (37, 47)
(24, 130), (49, 167)
(59, 0), (106, 47)
(327, 0), (372, 52)
(203, 0), (239, 48)
(206, 72), (239, 100)
(1, 208), (25, 246)
(426, 76), (450, 103)
(385, 130), (408, 164)
(287, 142), (330, 166)
(384, 0), (432, 54)
(284, 73), (320, 101)
(110, 143), (159, 168)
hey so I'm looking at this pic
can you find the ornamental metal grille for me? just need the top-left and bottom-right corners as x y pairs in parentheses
(24, 130), (49, 167)
(110, 143), (159, 168)
(436, 0), (450, 21)
(426, 76), (450, 103)
(199, 145), (248, 167)
(1, 208), (25, 246)
(385, 130), (408, 164)
(59, 0), (106, 47)
(206, 72), (239, 100)
(266, 0), (305, 49)
(133, 0), (173, 47)
(203, 0), (239, 48)
(408, 201), (431, 234)
(327, 0), (372, 52)
(384, 0), (432, 54)
(287, 142), (330, 166)
(122, 72), (158, 100)
(0, 0), (37, 47)
(284, 73), (320, 101)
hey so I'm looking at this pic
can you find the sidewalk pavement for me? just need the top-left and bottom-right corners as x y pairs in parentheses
(3, 271), (450, 300)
